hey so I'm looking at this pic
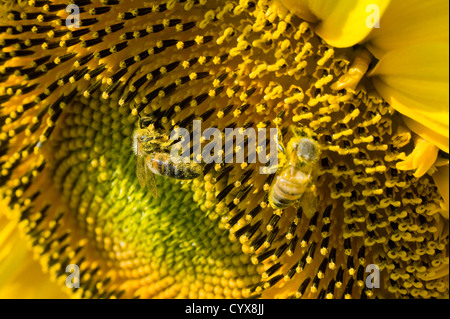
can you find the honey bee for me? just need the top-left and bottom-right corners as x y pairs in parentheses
(268, 126), (321, 218)
(133, 116), (202, 198)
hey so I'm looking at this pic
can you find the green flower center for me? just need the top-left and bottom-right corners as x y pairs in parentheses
(0, 0), (448, 299)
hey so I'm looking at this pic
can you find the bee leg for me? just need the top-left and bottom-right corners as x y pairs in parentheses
(292, 199), (301, 211)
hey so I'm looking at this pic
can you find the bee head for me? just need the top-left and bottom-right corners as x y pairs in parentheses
(296, 138), (320, 162)
(139, 116), (155, 129)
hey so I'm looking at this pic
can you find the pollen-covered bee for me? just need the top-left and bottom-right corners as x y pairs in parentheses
(133, 116), (202, 198)
(268, 126), (321, 217)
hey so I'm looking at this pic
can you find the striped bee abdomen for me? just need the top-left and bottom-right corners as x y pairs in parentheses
(148, 152), (202, 180)
(269, 174), (310, 210)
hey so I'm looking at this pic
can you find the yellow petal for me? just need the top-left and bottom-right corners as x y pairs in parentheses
(396, 138), (439, 178)
(308, 0), (390, 48)
(373, 77), (449, 149)
(366, 0), (449, 59)
(275, 0), (390, 47)
(432, 164), (449, 213)
(0, 204), (68, 299)
(273, 0), (318, 22)
(402, 116), (449, 154)
(370, 42), (449, 151)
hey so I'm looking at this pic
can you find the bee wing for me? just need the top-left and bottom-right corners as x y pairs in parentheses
(299, 184), (318, 219)
(137, 151), (158, 199)
(136, 151), (148, 188)
(146, 166), (158, 199)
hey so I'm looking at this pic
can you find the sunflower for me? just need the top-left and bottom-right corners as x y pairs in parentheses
(0, 0), (448, 299)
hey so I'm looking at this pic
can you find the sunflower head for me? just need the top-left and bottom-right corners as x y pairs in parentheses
(0, 0), (448, 299)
